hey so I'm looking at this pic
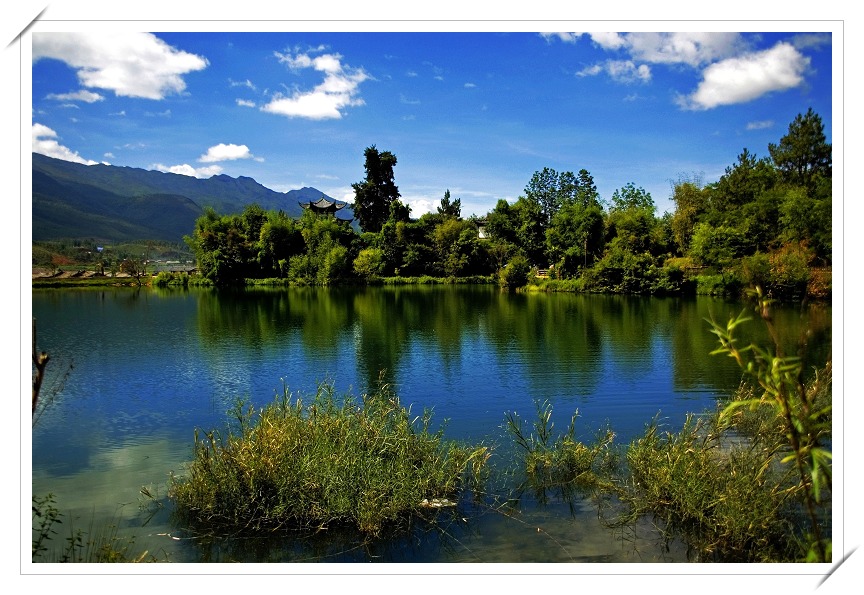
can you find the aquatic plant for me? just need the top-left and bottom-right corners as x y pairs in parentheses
(708, 287), (832, 562)
(169, 379), (489, 536)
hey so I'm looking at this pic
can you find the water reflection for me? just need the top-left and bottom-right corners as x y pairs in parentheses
(31, 286), (831, 563)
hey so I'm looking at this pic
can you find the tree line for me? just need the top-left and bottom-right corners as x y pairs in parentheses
(183, 109), (831, 299)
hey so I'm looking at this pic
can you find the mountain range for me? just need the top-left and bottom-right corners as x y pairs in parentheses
(31, 152), (350, 243)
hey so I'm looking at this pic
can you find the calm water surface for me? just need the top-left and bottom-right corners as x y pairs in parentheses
(30, 285), (831, 563)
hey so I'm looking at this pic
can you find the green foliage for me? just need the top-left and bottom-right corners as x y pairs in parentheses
(689, 222), (748, 269)
(583, 242), (656, 294)
(619, 414), (797, 562)
(545, 201), (605, 275)
(504, 400), (617, 492)
(353, 247), (385, 280)
(499, 254), (531, 290)
(169, 381), (489, 535)
(670, 174), (707, 255)
(351, 145), (400, 233)
(708, 288), (832, 562)
(694, 273), (742, 297)
(768, 107), (832, 192)
(437, 189), (461, 218)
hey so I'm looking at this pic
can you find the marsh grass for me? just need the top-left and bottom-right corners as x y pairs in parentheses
(504, 400), (617, 494)
(604, 291), (832, 562)
(614, 413), (799, 562)
(169, 379), (489, 536)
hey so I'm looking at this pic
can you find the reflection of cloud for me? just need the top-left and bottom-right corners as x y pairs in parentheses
(32, 437), (192, 560)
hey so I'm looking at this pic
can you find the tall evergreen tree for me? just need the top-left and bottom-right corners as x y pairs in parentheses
(768, 107), (831, 192)
(351, 145), (400, 233)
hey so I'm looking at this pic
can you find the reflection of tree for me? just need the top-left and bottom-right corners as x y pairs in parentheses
(482, 291), (605, 398)
(669, 297), (832, 393)
(350, 288), (415, 391)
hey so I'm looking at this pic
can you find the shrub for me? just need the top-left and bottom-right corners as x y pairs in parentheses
(499, 255), (530, 290)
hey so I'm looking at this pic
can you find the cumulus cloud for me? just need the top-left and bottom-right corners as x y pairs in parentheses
(236, 99), (256, 108)
(678, 42), (810, 110)
(32, 123), (97, 165)
(151, 163), (223, 178)
(261, 49), (369, 119)
(621, 32), (745, 67)
(32, 32), (208, 100)
(198, 143), (253, 163)
(45, 90), (104, 103)
(557, 32), (811, 109)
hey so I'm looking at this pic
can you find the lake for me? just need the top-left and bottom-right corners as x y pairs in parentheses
(30, 285), (832, 563)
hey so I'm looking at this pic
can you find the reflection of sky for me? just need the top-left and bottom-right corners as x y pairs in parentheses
(31, 288), (831, 562)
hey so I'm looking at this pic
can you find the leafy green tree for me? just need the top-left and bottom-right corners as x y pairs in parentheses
(606, 183), (657, 254)
(768, 108), (831, 193)
(524, 167), (582, 226)
(351, 145), (400, 233)
(670, 174), (708, 255)
(353, 247), (385, 280)
(485, 199), (520, 247)
(545, 200), (605, 276)
(689, 222), (747, 269)
(257, 212), (304, 277)
(708, 149), (777, 219)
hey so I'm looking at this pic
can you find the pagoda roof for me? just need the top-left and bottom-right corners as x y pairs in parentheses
(300, 196), (347, 212)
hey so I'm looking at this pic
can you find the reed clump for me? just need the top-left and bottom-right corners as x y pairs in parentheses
(504, 399), (617, 491)
(169, 380), (489, 536)
(608, 289), (832, 562)
(616, 413), (798, 562)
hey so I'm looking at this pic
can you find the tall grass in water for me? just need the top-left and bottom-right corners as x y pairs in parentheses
(609, 288), (831, 562)
(169, 380), (489, 536)
(504, 400), (617, 492)
(617, 413), (799, 562)
(708, 287), (831, 562)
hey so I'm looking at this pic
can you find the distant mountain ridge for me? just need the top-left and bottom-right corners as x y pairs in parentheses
(32, 152), (350, 243)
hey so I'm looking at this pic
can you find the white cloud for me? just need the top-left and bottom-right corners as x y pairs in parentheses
(623, 33), (745, 67)
(577, 60), (650, 83)
(229, 78), (257, 91)
(261, 50), (369, 119)
(555, 32), (742, 65)
(198, 143), (253, 163)
(541, 32), (580, 44)
(46, 89), (104, 103)
(32, 123), (97, 165)
(585, 32), (628, 50)
(151, 163), (223, 178)
(464, 82), (477, 88)
(746, 120), (774, 130)
(32, 32), (208, 100)
(236, 99), (256, 107)
(678, 42), (809, 110)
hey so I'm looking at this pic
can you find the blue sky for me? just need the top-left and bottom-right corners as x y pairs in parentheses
(30, 28), (834, 218)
